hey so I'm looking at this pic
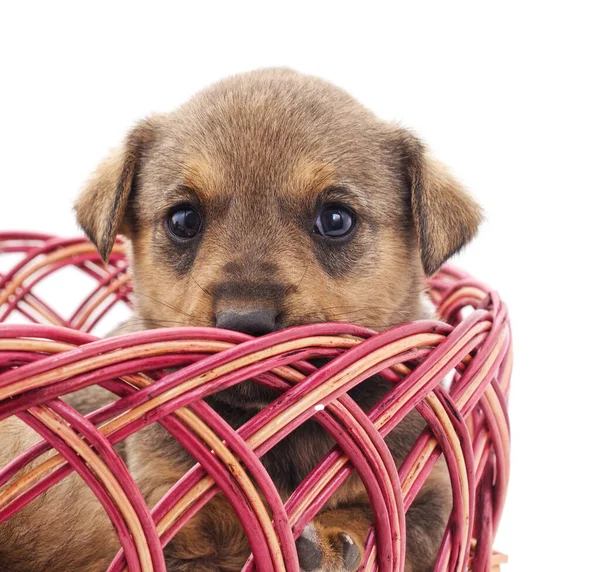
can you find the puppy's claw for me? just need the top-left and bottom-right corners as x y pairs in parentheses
(297, 524), (323, 571)
(341, 533), (360, 570)
(296, 524), (362, 572)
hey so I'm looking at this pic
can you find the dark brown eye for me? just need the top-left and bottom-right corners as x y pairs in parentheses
(167, 205), (202, 239)
(314, 204), (355, 238)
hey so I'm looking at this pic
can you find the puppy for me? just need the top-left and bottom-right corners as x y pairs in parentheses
(0, 68), (482, 571)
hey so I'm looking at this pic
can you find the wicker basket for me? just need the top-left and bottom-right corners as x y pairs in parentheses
(0, 232), (511, 572)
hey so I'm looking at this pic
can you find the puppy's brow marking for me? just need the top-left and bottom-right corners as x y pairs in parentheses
(308, 149), (355, 190)
(182, 158), (225, 193)
(295, 160), (337, 198)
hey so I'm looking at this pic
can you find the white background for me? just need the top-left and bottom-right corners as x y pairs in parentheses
(1, 2), (598, 570)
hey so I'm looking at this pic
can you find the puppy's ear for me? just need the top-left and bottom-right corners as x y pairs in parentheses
(395, 129), (483, 275)
(75, 116), (159, 262)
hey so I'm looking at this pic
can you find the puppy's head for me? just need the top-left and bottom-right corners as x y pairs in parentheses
(76, 69), (481, 401)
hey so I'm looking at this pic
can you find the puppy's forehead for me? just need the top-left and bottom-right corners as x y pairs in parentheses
(153, 69), (395, 201)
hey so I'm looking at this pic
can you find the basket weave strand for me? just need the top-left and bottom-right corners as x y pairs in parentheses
(0, 232), (511, 572)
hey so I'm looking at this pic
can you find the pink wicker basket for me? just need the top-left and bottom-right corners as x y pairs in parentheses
(0, 232), (511, 572)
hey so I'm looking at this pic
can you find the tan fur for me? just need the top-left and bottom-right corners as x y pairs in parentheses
(1, 68), (481, 571)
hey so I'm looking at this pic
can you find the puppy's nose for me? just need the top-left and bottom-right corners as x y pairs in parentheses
(215, 308), (278, 336)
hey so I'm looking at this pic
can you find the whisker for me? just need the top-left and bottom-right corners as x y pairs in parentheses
(190, 274), (214, 297)
(319, 305), (394, 314)
(135, 291), (202, 321)
(285, 264), (310, 295)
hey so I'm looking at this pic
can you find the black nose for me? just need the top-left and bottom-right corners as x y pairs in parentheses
(215, 308), (278, 336)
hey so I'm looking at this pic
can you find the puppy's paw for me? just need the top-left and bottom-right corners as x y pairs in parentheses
(296, 523), (362, 572)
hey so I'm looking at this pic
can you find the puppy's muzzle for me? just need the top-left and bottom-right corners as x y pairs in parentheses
(215, 308), (278, 336)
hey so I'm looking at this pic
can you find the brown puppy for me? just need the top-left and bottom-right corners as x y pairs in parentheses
(0, 68), (481, 572)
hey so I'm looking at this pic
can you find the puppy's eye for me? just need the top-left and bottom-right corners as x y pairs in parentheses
(167, 205), (202, 239)
(313, 204), (355, 238)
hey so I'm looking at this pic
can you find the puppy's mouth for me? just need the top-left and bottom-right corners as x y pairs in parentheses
(209, 316), (331, 410)
(209, 356), (334, 412)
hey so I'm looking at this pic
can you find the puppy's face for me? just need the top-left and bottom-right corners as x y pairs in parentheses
(76, 69), (481, 403)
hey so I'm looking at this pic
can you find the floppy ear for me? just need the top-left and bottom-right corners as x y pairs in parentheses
(395, 129), (483, 275)
(74, 116), (159, 262)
